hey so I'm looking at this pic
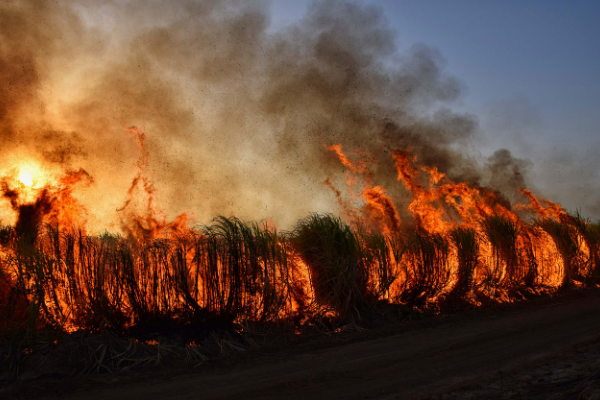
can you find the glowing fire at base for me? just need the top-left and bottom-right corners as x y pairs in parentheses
(326, 144), (597, 300)
(0, 130), (598, 338)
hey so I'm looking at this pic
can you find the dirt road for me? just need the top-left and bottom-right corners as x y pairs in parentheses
(40, 291), (600, 399)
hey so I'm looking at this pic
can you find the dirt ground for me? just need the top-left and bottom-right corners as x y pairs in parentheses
(6, 289), (600, 400)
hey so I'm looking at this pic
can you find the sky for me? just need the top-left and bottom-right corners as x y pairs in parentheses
(271, 0), (600, 214)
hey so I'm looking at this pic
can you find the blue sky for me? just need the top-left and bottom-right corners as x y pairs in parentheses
(270, 0), (600, 214)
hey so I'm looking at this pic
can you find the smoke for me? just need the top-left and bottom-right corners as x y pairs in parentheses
(484, 149), (532, 203)
(534, 145), (600, 219)
(0, 0), (564, 231)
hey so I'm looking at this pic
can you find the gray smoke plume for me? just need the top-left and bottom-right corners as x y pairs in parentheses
(0, 0), (557, 230)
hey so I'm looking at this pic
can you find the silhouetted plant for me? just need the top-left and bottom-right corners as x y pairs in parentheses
(535, 218), (581, 289)
(401, 230), (449, 307)
(448, 227), (479, 299)
(569, 211), (600, 284)
(292, 213), (372, 321)
(482, 215), (521, 285)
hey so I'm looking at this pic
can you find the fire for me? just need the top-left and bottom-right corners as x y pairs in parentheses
(0, 130), (597, 338)
(1, 0), (598, 348)
(18, 171), (33, 187)
(117, 127), (191, 239)
(12, 163), (53, 203)
(325, 143), (593, 303)
(14, 161), (48, 188)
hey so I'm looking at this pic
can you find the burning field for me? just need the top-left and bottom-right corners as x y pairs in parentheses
(1, 0), (600, 388)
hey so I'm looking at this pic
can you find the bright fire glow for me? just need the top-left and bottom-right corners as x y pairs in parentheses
(15, 162), (50, 190)
(0, 130), (593, 336)
(19, 171), (33, 187)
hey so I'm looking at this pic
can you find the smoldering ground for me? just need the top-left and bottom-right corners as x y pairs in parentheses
(0, 0), (592, 231)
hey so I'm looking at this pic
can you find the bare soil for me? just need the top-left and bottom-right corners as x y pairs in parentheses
(6, 289), (600, 400)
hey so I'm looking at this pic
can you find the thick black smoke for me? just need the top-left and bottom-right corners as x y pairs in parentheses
(0, 0), (565, 230)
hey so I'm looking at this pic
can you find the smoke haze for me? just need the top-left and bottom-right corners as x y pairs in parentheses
(0, 0), (594, 231)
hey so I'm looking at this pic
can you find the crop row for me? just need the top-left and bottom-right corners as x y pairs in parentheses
(1, 213), (599, 338)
